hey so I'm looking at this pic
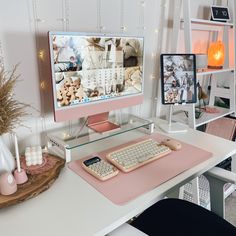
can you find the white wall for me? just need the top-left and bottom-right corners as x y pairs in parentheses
(0, 0), (225, 153)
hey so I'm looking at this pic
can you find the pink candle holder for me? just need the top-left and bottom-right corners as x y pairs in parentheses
(13, 133), (28, 184)
(14, 169), (28, 184)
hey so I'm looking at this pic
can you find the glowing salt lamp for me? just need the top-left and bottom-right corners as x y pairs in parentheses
(207, 41), (225, 69)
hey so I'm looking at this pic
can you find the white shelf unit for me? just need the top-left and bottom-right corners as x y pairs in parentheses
(197, 67), (234, 76)
(171, 0), (236, 207)
(173, 106), (234, 128)
(172, 67), (235, 129)
(171, 0), (236, 130)
(180, 18), (234, 27)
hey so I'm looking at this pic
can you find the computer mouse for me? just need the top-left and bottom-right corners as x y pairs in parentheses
(161, 139), (182, 151)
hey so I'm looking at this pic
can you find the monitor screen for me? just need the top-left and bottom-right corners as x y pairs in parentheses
(160, 54), (197, 105)
(48, 32), (144, 122)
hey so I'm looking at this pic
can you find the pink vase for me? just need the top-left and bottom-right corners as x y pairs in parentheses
(0, 136), (16, 174)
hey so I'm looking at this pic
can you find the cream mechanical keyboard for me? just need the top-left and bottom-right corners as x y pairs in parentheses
(106, 139), (172, 172)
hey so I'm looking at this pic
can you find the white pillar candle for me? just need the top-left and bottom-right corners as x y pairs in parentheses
(25, 146), (43, 166)
(14, 134), (21, 172)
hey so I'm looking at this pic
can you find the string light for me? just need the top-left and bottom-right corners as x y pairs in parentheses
(100, 26), (106, 30)
(120, 26), (127, 31)
(161, 3), (167, 8)
(58, 18), (67, 22)
(40, 81), (46, 90)
(138, 26), (146, 30)
(138, 0), (145, 33)
(154, 28), (159, 34)
(38, 50), (45, 60)
(32, 0), (48, 136)
(150, 74), (155, 80)
(140, 0), (146, 7)
(120, 0), (125, 33)
(97, 0), (102, 32)
(63, 132), (70, 139)
(0, 40), (4, 68)
(36, 18), (45, 23)
(134, 0), (146, 116)
(64, 0), (70, 31)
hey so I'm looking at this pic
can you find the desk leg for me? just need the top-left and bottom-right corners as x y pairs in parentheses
(179, 186), (185, 199)
(191, 177), (200, 205)
(166, 187), (180, 199)
(166, 179), (200, 203)
(65, 148), (71, 163)
(178, 179), (200, 205)
(205, 175), (225, 218)
(231, 153), (236, 197)
(205, 167), (236, 218)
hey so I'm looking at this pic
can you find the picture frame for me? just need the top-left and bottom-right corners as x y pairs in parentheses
(210, 5), (230, 22)
(160, 54), (197, 105)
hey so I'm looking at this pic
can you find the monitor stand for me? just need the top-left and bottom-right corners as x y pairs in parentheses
(87, 112), (120, 133)
(159, 105), (188, 133)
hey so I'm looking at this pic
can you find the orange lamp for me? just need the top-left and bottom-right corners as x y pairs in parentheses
(207, 41), (225, 69)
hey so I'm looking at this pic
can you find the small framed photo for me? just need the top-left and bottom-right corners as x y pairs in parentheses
(211, 5), (230, 22)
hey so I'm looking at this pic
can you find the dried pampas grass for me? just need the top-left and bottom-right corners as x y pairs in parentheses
(0, 65), (28, 135)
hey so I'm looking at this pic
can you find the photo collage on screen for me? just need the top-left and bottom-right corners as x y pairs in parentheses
(51, 35), (144, 108)
(163, 55), (195, 104)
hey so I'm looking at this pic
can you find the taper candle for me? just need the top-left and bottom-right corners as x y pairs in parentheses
(14, 133), (21, 172)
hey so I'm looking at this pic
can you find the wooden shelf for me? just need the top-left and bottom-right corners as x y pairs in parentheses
(172, 106), (234, 128)
(197, 67), (235, 76)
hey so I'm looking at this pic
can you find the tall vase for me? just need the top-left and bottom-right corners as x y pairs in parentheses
(0, 136), (16, 174)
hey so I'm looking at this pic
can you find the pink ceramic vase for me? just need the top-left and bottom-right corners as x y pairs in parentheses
(0, 172), (17, 195)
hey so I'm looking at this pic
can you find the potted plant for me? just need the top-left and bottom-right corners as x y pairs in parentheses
(0, 65), (27, 174)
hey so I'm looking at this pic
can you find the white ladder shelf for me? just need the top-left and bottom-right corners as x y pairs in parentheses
(170, 0), (236, 207)
(171, 0), (236, 130)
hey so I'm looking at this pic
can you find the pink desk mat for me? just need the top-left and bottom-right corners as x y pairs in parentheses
(68, 134), (213, 205)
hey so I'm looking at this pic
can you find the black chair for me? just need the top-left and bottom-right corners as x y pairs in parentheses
(131, 198), (236, 236)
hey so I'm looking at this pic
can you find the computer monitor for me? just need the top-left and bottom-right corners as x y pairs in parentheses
(159, 54), (197, 133)
(48, 32), (144, 132)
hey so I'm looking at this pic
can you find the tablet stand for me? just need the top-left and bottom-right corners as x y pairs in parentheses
(159, 105), (188, 133)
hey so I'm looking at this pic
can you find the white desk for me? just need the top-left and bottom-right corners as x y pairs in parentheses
(1, 119), (236, 236)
